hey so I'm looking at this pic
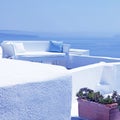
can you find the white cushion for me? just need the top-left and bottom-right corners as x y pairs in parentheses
(16, 51), (65, 57)
(13, 43), (26, 53)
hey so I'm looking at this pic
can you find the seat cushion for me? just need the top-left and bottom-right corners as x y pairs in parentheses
(15, 51), (66, 57)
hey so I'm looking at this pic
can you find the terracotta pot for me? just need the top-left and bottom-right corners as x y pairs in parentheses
(77, 98), (120, 120)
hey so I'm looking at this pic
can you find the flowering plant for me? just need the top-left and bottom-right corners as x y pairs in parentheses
(76, 87), (120, 108)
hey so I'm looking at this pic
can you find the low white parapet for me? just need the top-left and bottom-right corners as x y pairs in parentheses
(108, 62), (120, 93)
(69, 48), (89, 56)
(0, 59), (72, 120)
(69, 62), (104, 116)
(69, 62), (104, 103)
(68, 55), (120, 69)
(95, 62), (120, 94)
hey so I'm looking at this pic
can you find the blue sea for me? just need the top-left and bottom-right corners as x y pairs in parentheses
(63, 38), (120, 58)
(0, 31), (120, 58)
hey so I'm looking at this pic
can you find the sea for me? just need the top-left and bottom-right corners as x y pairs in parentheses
(0, 32), (120, 58)
(63, 38), (120, 58)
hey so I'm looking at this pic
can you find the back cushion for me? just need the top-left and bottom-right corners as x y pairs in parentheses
(23, 41), (50, 52)
(49, 41), (63, 52)
(13, 43), (26, 53)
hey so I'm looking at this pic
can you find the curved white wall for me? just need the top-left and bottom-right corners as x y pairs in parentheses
(0, 59), (72, 120)
(69, 62), (104, 103)
(69, 62), (104, 116)
(70, 61), (120, 116)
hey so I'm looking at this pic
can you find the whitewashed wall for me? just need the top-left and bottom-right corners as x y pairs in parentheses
(69, 62), (104, 116)
(70, 62), (120, 116)
(0, 59), (72, 120)
(69, 62), (104, 103)
(68, 55), (120, 69)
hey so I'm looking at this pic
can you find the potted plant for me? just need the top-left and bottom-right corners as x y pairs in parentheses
(76, 87), (120, 120)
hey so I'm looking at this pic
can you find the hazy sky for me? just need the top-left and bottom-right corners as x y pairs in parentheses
(0, 0), (120, 36)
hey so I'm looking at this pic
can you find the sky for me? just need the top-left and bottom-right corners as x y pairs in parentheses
(0, 0), (120, 36)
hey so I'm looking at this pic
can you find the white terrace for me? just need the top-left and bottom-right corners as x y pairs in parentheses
(1, 41), (120, 119)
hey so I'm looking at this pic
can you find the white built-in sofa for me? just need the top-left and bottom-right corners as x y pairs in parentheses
(1, 40), (70, 67)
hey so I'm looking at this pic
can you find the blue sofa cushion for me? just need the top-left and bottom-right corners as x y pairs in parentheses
(49, 41), (63, 52)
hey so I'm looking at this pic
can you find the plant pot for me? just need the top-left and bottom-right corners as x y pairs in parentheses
(77, 98), (120, 120)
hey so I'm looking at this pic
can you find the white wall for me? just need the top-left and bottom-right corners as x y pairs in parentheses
(69, 62), (104, 103)
(69, 62), (120, 116)
(111, 63), (120, 93)
(0, 59), (72, 120)
(68, 55), (120, 69)
(69, 62), (104, 116)
(96, 62), (120, 94)
(70, 62), (120, 102)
